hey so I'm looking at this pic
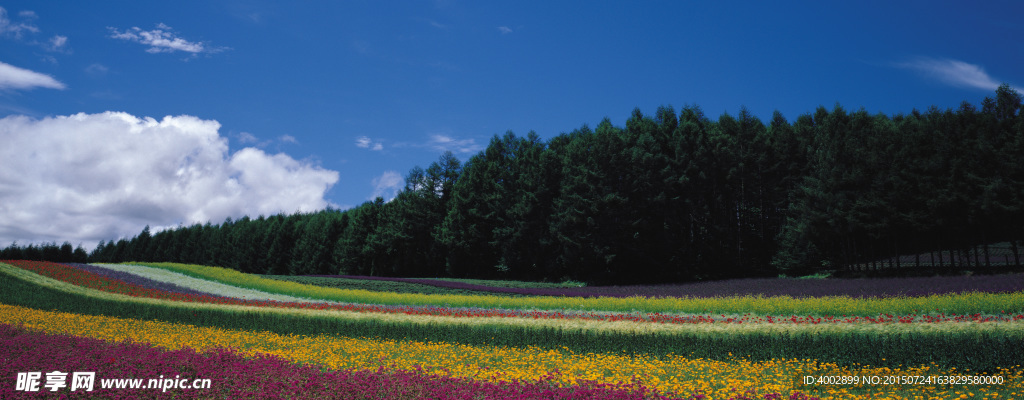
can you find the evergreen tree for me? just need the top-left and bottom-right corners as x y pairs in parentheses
(70, 85), (1024, 281)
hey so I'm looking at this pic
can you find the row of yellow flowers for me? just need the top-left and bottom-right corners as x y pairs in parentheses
(2, 303), (1020, 400)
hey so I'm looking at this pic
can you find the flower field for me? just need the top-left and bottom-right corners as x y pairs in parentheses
(115, 262), (1024, 316)
(295, 272), (1024, 298)
(2, 260), (1023, 399)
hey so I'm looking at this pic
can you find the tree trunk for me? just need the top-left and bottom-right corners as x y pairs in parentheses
(895, 242), (902, 268)
(984, 242), (991, 268)
(1011, 240), (1022, 268)
(974, 244), (981, 268)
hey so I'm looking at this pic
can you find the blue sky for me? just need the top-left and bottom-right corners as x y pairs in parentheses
(1, 0), (1022, 248)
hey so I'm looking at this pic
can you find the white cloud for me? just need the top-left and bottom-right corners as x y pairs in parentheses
(0, 7), (39, 39)
(370, 171), (402, 201)
(497, 26), (513, 34)
(897, 57), (1023, 93)
(279, 134), (297, 143)
(85, 63), (108, 77)
(48, 34), (67, 51)
(0, 60), (65, 90)
(1, 7), (68, 57)
(237, 131), (259, 144)
(428, 134), (481, 154)
(355, 135), (383, 151)
(235, 131), (276, 148)
(108, 23), (225, 55)
(0, 112), (338, 249)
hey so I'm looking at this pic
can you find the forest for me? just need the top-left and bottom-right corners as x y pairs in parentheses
(5, 85), (1023, 284)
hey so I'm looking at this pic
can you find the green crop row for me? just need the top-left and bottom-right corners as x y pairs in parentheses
(418, 276), (587, 289)
(265, 275), (522, 296)
(2, 262), (1022, 372)
(133, 262), (1024, 316)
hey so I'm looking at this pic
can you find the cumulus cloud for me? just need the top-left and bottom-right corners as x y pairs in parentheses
(897, 57), (1023, 93)
(0, 60), (65, 90)
(0, 112), (339, 249)
(428, 134), (481, 154)
(108, 23), (225, 55)
(279, 134), (297, 143)
(370, 171), (402, 201)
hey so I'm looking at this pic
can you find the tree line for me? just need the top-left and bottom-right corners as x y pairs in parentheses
(11, 85), (1024, 283)
(1, 241), (89, 263)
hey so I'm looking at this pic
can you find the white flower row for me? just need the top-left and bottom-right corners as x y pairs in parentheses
(90, 263), (340, 304)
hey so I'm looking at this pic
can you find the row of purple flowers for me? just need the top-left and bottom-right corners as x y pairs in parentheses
(52, 262), (1024, 299)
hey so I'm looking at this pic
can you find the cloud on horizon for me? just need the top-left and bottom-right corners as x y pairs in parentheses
(370, 171), (402, 201)
(897, 57), (1023, 93)
(0, 60), (65, 90)
(427, 134), (481, 154)
(0, 112), (339, 249)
